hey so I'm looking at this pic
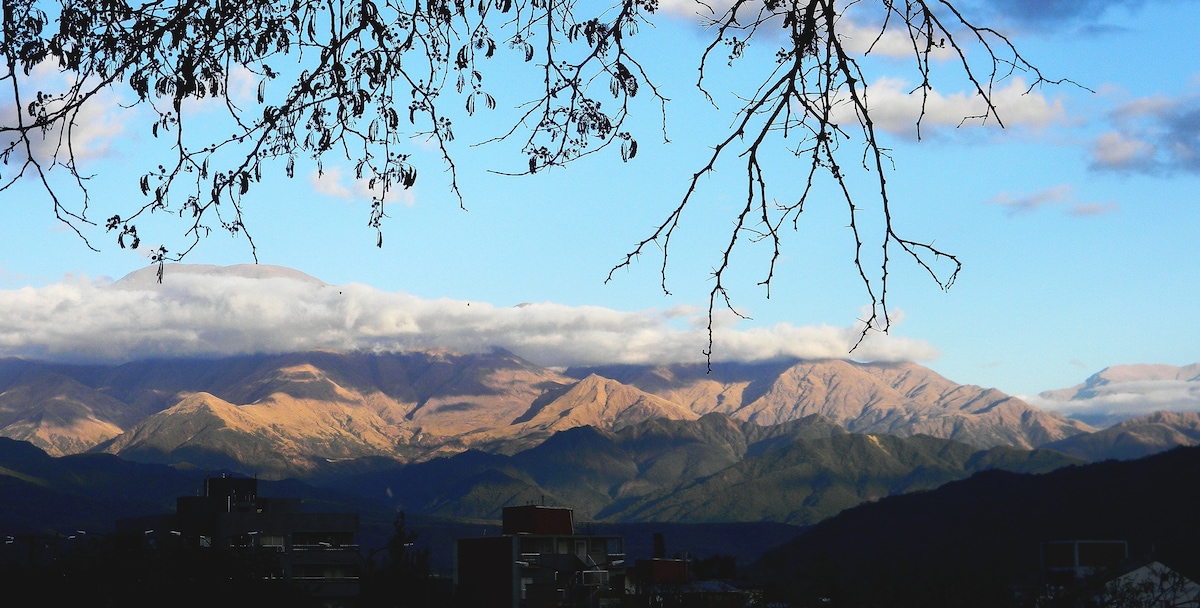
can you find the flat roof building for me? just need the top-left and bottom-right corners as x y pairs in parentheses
(456, 505), (625, 608)
(117, 475), (360, 606)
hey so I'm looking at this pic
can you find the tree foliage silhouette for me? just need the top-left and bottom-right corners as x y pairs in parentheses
(359, 512), (449, 607)
(1, 0), (1066, 353)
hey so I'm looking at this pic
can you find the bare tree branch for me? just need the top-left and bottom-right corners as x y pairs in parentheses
(0, 0), (1069, 366)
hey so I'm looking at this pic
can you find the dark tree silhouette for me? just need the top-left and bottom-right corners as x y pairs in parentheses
(1, 0), (1068, 353)
(359, 512), (450, 607)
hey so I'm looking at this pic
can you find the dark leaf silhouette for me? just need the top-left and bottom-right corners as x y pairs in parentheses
(0, 0), (1072, 356)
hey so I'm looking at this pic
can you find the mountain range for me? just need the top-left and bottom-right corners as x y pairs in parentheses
(316, 413), (1082, 524)
(0, 349), (1098, 477)
(1036, 363), (1200, 426)
(4, 421), (1194, 598)
(5, 345), (1196, 525)
(2, 345), (1197, 482)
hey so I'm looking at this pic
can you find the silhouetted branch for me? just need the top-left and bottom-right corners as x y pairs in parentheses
(1, 0), (1065, 362)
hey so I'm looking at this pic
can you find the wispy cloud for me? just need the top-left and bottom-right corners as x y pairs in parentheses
(987, 184), (1118, 217)
(0, 265), (940, 367)
(649, 3), (1060, 140)
(849, 77), (1064, 140)
(309, 167), (415, 206)
(0, 63), (129, 164)
(1091, 93), (1200, 175)
(652, 2), (959, 61)
(180, 64), (260, 113)
(835, 20), (957, 60)
(985, 0), (1166, 30)
(655, 0), (731, 20)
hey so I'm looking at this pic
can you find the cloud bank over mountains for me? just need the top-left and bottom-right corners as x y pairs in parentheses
(1026, 363), (1200, 424)
(0, 264), (939, 367)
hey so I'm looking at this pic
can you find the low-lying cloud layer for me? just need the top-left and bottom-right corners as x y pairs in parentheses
(1026, 363), (1200, 424)
(0, 264), (939, 367)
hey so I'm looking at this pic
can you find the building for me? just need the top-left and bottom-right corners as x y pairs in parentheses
(117, 475), (361, 606)
(1034, 540), (1200, 607)
(455, 505), (626, 608)
(629, 558), (753, 608)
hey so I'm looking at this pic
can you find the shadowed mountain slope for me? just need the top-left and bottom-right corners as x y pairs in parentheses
(0, 366), (127, 456)
(1042, 410), (1200, 461)
(321, 413), (1081, 524)
(0, 437), (381, 538)
(0, 437), (207, 533)
(755, 445), (1200, 608)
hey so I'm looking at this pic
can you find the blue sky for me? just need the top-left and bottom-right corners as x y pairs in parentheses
(1, 0), (1198, 405)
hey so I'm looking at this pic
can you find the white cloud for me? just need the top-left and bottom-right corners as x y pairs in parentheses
(987, 184), (1118, 217)
(0, 63), (129, 164)
(1026, 379), (1200, 421)
(655, 0), (727, 19)
(0, 264), (940, 367)
(835, 20), (956, 60)
(310, 167), (354, 198)
(309, 167), (415, 206)
(1092, 132), (1155, 169)
(226, 65), (259, 106)
(652, 1), (953, 62)
(1090, 93), (1200, 174)
(59, 92), (126, 161)
(179, 64), (261, 114)
(1026, 363), (1200, 424)
(853, 77), (1064, 139)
